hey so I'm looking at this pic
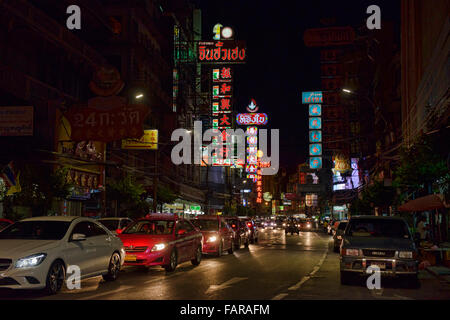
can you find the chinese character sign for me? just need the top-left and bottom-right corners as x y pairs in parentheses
(309, 130), (322, 143)
(309, 104), (322, 116)
(309, 117), (322, 129)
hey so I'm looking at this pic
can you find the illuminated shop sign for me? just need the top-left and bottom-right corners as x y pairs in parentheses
(236, 113), (268, 126)
(309, 130), (322, 143)
(309, 144), (322, 156)
(213, 67), (233, 82)
(247, 99), (259, 113)
(302, 91), (323, 104)
(309, 117), (322, 129)
(197, 40), (246, 64)
(310, 157), (322, 169)
(309, 104), (322, 116)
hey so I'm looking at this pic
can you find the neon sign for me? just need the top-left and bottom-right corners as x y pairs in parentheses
(197, 40), (246, 64)
(302, 91), (323, 104)
(236, 113), (268, 126)
(309, 104), (322, 116)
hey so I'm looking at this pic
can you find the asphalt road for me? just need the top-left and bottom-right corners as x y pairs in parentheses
(1, 228), (449, 300)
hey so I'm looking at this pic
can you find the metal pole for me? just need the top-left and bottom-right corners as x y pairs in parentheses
(153, 150), (158, 213)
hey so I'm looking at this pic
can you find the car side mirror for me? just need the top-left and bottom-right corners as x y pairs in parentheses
(72, 233), (87, 241)
(177, 229), (186, 236)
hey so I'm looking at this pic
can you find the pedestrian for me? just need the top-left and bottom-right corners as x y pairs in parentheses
(417, 216), (429, 241)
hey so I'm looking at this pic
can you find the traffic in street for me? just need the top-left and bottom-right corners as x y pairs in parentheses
(1, 220), (449, 301)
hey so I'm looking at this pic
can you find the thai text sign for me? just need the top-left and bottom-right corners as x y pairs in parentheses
(304, 27), (355, 47)
(0, 106), (33, 136)
(198, 40), (246, 64)
(65, 104), (149, 142)
(236, 113), (268, 126)
(122, 130), (158, 150)
(302, 92), (323, 104)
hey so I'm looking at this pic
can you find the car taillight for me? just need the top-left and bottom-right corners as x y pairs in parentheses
(247, 222), (252, 228)
(232, 224), (236, 228)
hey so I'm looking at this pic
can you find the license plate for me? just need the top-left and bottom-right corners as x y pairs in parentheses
(370, 262), (386, 269)
(125, 255), (137, 262)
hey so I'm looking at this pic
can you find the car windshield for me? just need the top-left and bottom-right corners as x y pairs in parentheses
(98, 219), (120, 231)
(192, 219), (218, 231)
(123, 220), (174, 235)
(338, 222), (348, 230)
(345, 219), (410, 239)
(0, 221), (71, 240)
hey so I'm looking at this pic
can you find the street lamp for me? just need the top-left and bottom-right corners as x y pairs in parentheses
(342, 88), (352, 94)
(136, 93), (144, 99)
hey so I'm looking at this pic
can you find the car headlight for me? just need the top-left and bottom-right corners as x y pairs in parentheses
(342, 249), (360, 256)
(398, 251), (414, 259)
(15, 253), (47, 268)
(151, 243), (166, 252)
(282, 223), (286, 226)
(207, 236), (217, 243)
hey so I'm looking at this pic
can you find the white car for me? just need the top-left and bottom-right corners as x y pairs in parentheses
(0, 216), (125, 294)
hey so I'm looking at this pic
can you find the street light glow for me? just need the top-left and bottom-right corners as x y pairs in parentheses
(136, 93), (144, 99)
(342, 89), (352, 93)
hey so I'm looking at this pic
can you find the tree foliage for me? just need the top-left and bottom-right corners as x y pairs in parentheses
(393, 134), (447, 190)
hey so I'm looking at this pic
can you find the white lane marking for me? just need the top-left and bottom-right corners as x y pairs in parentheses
(78, 285), (134, 300)
(205, 277), (248, 294)
(288, 276), (310, 291)
(272, 293), (289, 300)
(288, 249), (328, 291)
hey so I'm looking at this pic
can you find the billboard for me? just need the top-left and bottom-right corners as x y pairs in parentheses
(303, 26), (355, 47)
(122, 130), (158, 150)
(0, 106), (33, 136)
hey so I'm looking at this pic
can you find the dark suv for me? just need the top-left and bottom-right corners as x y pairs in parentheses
(340, 216), (419, 285)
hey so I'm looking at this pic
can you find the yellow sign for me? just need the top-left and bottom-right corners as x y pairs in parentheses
(122, 130), (158, 150)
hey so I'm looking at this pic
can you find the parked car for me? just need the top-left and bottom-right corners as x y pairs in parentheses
(225, 217), (250, 250)
(241, 218), (259, 243)
(0, 216), (125, 294)
(118, 214), (202, 272)
(98, 217), (134, 235)
(192, 215), (234, 256)
(333, 220), (348, 252)
(340, 216), (419, 286)
(0, 219), (13, 231)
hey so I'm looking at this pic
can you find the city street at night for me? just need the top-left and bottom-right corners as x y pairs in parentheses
(1, 228), (449, 301)
(0, 0), (449, 315)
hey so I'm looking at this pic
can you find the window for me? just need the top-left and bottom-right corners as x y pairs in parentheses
(71, 222), (93, 238)
(92, 223), (108, 236)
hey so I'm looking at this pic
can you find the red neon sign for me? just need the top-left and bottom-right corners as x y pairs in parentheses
(236, 113), (268, 126)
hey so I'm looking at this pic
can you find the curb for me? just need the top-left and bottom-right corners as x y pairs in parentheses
(425, 267), (450, 283)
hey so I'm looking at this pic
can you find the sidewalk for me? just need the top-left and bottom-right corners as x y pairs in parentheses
(426, 266), (450, 283)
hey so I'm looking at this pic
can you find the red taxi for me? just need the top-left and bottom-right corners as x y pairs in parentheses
(118, 214), (203, 272)
(0, 218), (13, 231)
(192, 215), (234, 257)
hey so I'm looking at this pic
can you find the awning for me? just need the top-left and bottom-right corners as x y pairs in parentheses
(398, 194), (448, 212)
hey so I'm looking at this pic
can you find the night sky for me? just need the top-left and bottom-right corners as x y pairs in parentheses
(197, 0), (400, 172)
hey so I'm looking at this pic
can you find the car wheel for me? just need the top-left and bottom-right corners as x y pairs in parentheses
(45, 260), (65, 295)
(234, 237), (241, 250)
(340, 271), (354, 285)
(103, 252), (121, 281)
(227, 241), (234, 254)
(191, 246), (202, 266)
(216, 241), (223, 257)
(164, 249), (178, 272)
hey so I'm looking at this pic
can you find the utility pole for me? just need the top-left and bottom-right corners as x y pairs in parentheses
(152, 149), (158, 213)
